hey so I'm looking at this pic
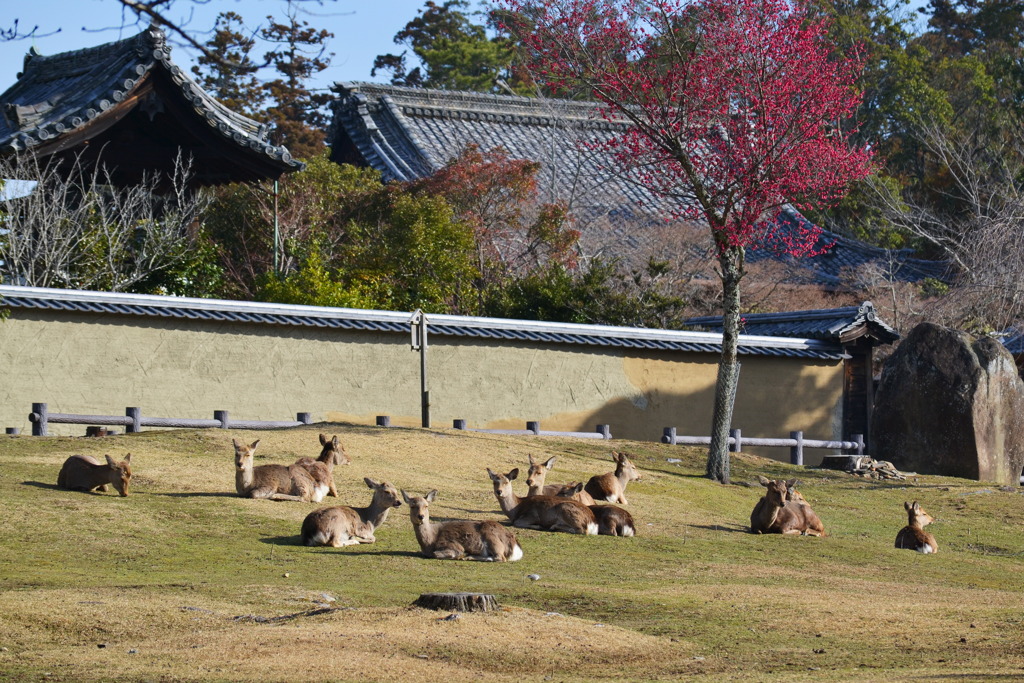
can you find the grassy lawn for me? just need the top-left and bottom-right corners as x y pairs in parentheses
(1, 424), (1023, 681)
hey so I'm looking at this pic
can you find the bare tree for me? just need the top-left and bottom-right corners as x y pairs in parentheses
(868, 120), (1024, 334)
(0, 152), (208, 292)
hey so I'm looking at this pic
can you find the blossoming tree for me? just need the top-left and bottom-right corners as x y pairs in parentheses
(500, 0), (872, 483)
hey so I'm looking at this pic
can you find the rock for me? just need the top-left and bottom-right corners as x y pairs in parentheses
(872, 323), (1024, 485)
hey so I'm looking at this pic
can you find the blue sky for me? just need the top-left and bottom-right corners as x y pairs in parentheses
(0, 0), (437, 96)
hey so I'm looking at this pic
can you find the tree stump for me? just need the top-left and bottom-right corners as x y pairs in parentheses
(413, 592), (498, 612)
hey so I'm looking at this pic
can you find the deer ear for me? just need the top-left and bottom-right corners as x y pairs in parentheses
(319, 433), (328, 446)
(567, 481), (583, 494)
(544, 457), (556, 469)
(757, 475), (770, 486)
(250, 439), (260, 450)
(364, 477), (380, 489)
(528, 454), (536, 465)
(508, 468), (519, 480)
(401, 490), (413, 504)
(486, 468), (499, 481)
(426, 490), (438, 502)
(123, 453), (132, 465)
(332, 436), (339, 448)
(105, 454), (117, 467)
(785, 478), (799, 488)
(904, 501), (912, 511)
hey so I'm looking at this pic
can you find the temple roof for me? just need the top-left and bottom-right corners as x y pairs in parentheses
(328, 82), (948, 287)
(0, 27), (303, 186)
(684, 301), (900, 346)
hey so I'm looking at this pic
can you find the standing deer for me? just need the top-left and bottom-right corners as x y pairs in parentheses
(525, 454), (596, 505)
(233, 438), (320, 502)
(402, 489), (524, 561)
(57, 454), (132, 496)
(584, 452), (641, 504)
(294, 434), (350, 499)
(750, 477), (826, 536)
(895, 501), (938, 553)
(487, 467), (597, 535)
(300, 478), (403, 547)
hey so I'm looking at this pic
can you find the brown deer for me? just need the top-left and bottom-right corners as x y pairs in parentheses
(294, 434), (350, 499)
(895, 501), (938, 553)
(57, 454), (132, 496)
(402, 489), (524, 561)
(487, 467), (598, 535)
(589, 502), (635, 537)
(300, 478), (402, 547)
(750, 477), (826, 536)
(525, 454), (596, 505)
(584, 451), (641, 504)
(232, 438), (320, 502)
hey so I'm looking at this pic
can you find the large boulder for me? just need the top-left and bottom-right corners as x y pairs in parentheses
(872, 322), (1024, 484)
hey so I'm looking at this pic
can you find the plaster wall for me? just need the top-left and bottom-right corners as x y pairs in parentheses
(0, 311), (843, 464)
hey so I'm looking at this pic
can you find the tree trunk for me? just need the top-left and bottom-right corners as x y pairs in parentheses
(413, 592), (499, 612)
(706, 245), (744, 484)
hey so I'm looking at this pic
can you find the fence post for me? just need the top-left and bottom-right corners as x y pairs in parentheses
(126, 407), (142, 434)
(790, 430), (804, 466)
(729, 428), (742, 453)
(526, 421), (540, 435)
(662, 427), (676, 445)
(214, 410), (230, 429)
(453, 419), (467, 430)
(297, 412), (312, 425)
(853, 433), (865, 456)
(376, 415), (391, 428)
(31, 403), (48, 436)
(5, 428), (20, 435)
(596, 424), (611, 440)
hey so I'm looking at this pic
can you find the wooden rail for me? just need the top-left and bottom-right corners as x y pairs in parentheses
(27, 403), (312, 436)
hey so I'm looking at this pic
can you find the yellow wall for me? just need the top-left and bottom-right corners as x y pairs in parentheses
(0, 311), (843, 463)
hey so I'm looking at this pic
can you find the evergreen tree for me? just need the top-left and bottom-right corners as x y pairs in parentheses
(190, 11), (265, 118)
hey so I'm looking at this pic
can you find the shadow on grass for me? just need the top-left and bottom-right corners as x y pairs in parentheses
(260, 535), (306, 546)
(688, 523), (750, 534)
(21, 481), (60, 490)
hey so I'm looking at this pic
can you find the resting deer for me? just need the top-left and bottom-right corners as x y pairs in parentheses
(584, 451), (641, 504)
(525, 454), (596, 505)
(402, 489), (524, 561)
(300, 478), (402, 547)
(487, 467), (597, 535)
(589, 502), (635, 537)
(895, 501), (938, 553)
(750, 477), (825, 536)
(57, 454), (132, 496)
(294, 434), (350, 499)
(233, 438), (321, 502)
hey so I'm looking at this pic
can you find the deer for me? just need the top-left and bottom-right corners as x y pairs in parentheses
(300, 478), (403, 547)
(750, 477), (826, 536)
(584, 451), (641, 505)
(402, 489), (524, 561)
(487, 467), (597, 535)
(232, 438), (321, 502)
(294, 434), (350, 499)
(57, 454), (132, 496)
(525, 454), (596, 505)
(895, 501), (938, 553)
(589, 501), (635, 537)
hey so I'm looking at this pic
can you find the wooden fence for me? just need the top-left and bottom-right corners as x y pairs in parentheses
(375, 415), (613, 440)
(26, 403), (312, 436)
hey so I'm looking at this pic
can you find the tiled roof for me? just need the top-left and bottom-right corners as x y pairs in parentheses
(0, 27), (302, 179)
(0, 285), (846, 360)
(328, 82), (949, 287)
(684, 301), (900, 345)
